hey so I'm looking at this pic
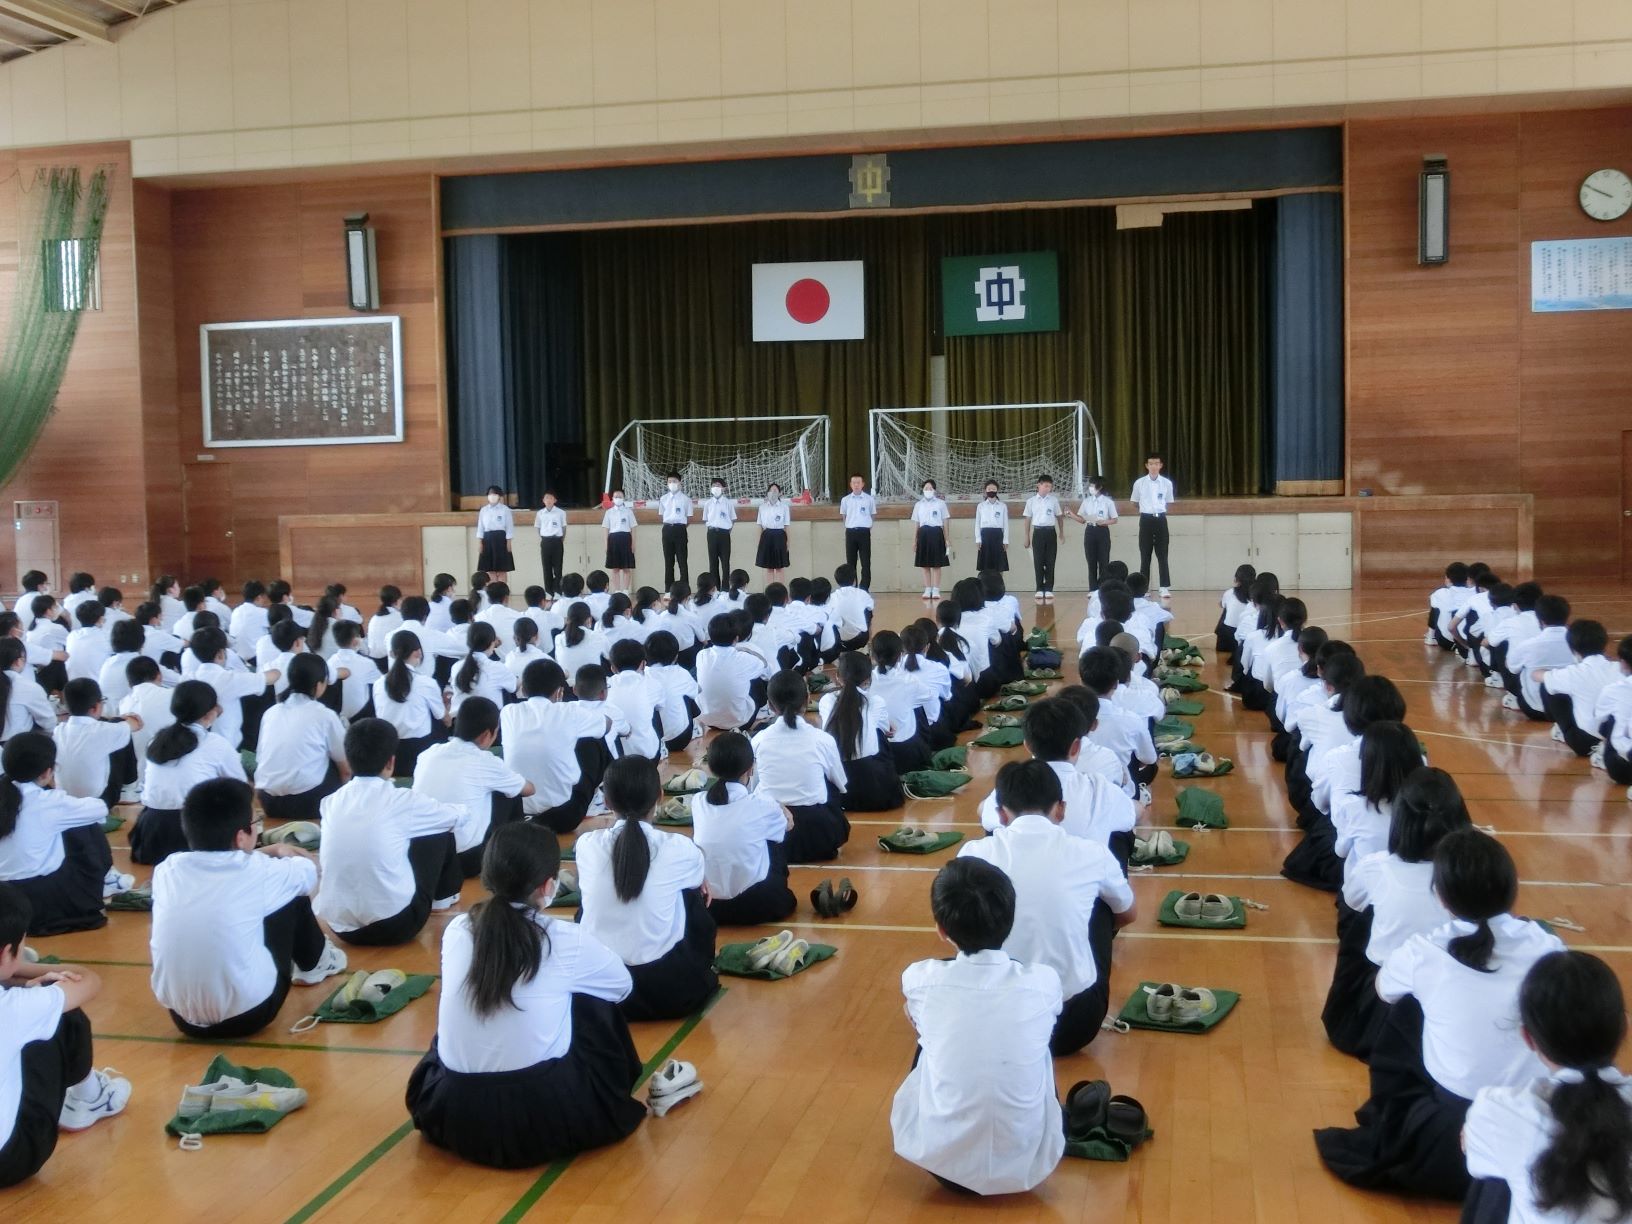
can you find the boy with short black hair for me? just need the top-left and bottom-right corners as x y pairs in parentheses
(1022, 473), (1064, 603)
(1129, 452), (1175, 597)
(64, 601), (110, 685)
(1537, 619), (1618, 757)
(1078, 647), (1158, 795)
(889, 856), (1064, 1197)
(52, 678), (140, 809)
(1426, 561), (1472, 651)
(412, 697), (533, 876)
(1502, 594), (1573, 719)
(839, 474), (877, 590)
(605, 640), (661, 761)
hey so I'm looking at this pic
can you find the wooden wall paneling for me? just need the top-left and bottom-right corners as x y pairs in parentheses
(286, 523), (423, 599)
(134, 180), (182, 582)
(1353, 499), (1527, 587)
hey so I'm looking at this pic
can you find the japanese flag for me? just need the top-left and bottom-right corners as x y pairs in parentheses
(751, 260), (865, 341)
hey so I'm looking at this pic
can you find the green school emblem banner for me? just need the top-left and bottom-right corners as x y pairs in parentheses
(942, 251), (1060, 336)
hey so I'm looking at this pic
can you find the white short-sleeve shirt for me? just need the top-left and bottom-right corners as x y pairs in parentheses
(412, 737), (529, 852)
(0, 982), (67, 1150)
(315, 776), (462, 932)
(575, 821), (706, 965)
(1022, 493), (1062, 528)
(1130, 474), (1175, 514)
(254, 695), (348, 796)
(690, 781), (786, 899)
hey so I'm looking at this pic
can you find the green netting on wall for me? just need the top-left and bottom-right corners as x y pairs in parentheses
(0, 166), (113, 487)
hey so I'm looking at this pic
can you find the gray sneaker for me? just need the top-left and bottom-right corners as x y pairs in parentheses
(1145, 983), (1178, 1023)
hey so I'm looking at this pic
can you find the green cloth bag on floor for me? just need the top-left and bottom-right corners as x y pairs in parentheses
(164, 1056), (301, 1137)
(714, 941), (837, 980)
(1175, 787), (1227, 828)
(312, 973), (436, 1024)
(1163, 635), (1191, 651)
(548, 884), (581, 909)
(1156, 889), (1246, 929)
(901, 770), (971, 799)
(1064, 1124), (1155, 1162)
(1130, 838), (1190, 867)
(1116, 981), (1242, 1033)
(239, 750), (257, 779)
(1165, 697), (1205, 716)
(1026, 627), (1051, 650)
(1155, 671), (1207, 692)
(930, 746), (968, 771)
(806, 672), (833, 691)
(102, 812), (125, 833)
(986, 712), (1024, 729)
(1153, 716), (1194, 739)
(983, 695), (1028, 712)
(656, 797), (693, 826)
(971, 727), (1025, 748)
(1002, 680), (1048, 696)
(106, 887), (152, 912)
(877, 829), (964, 854)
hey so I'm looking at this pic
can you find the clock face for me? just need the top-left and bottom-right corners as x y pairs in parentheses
(1579, 169), (1632, 221)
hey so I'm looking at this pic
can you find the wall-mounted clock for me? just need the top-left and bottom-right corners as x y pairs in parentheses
(1579, 168), (1632, 221)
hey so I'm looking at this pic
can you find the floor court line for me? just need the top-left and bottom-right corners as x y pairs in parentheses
(283, 1120), (417, 1224)
(95, 1031), (427, 1057)
(789, 862), (1624, 889)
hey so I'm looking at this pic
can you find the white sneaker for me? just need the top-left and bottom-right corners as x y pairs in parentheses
(1550, 725), (1566, 743)
(930, 586), (940, 599)
(1502, 694), (1521, 711)
(1042, 591), (1054, 603)
(1159, 588), (1171, 601)
(1138, 783), (1153, 808)
(921, 587), (932, 599)
(178, 1076), (308, 1118)
(432, 895), (460, 912)
(118, 782), (142, 806)
(1483, 675), (1506, 689)
(58, 1069), (131, 1132)
(1034, 590), (1045, 602)
(1424, 629), (1438, 645)
(102, 867), (135, 898)
(1591, 744), (1606, 771)
(291, 941), (347, 986)
(647, 1059), (703, 1116)
(1462, 654), (1480, 668)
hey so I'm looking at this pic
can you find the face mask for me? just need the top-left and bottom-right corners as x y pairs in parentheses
(922, 488), (934, 498)
(613, 496), (625, 506)
(667, 481), (679, 492)
(712, 486), (724, 496)
(768, 491), (780, 501)
(487, 494), (499, 505)
(985, 490), (998, 500)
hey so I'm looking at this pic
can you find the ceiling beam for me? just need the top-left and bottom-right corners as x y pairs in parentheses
(98, 0), (147, 14)
(0, 0), (110, 44)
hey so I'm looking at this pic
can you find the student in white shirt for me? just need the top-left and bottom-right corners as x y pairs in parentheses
(1464, 950), (1632, 1224)
(1329, 720), (1425, 883)
(1215, 563), (1256, 660)
(696, 614), (761, 732)
(0, 734), (116, 937)
(576, 758), (716, 1021)
(755, 483), (791, 583)
(1594, 635), (1632, 785)
(1504, 594), (1574, 719)
(404, 822), (647, 1168)
(119, 658), (174, 791)
(148, 576), (186, 634)
(911, 479), (951, 600)
(839, 473), (877, 590)
(52, 680), (140, 811)
(254, 655), (350, 821)
(322, 621), (377, 723)
(24, 596), (67, 694)
(654, 472), (693, 589)
(690, 732), (795, 927)
(131, 681), (250, 867)
(412, 697), (533, 877)
(1057, 686), (1135, 794)
(533, 491), (568, 597)
(316, 719), (464, 947)
(553, 601), (606, 677)
(323, 583), (363, 625)
(0, 639), (54, 746)
(1078, 647), (1158, 793)
(367, 585), (404, 658)
(1070, 473), (1119, 591)
(891, 856), (1064, 1197)
(595, 490), (632, 593)
(228, 580), (272, 662)
(644, 631), (700, 754)
(1129, 451), (1176, 596)
(303, 596), (344, 659)
(605, 640), (661, 761)
(867, 630), (934, 774)
(1022, 473), (1065, 602)
(0, 887), (131, 1187)
(425, 573), (459, 636)
(973, 480), (1011, 575)
(61, 574), (97, 618)
(829, 564), (874, 651)
(819, 650), (906, 812)
(63, 601), (111, 686)
(150, 778), (345, 1039)
(700, 478), (737, 586)
(1537, 619), (1618, 757)
(1487, 581), (1544, 690)
(1316, 829), (1565, 1199)
(977, 571), (1026, 686)
(960, 759), (1136, 1056)
(1426, 561), (1473, 651)
(449, 622), (518, 718)
(12, 571), (49, 634)
(370, 630), (451, 777)
(475, 486), (516, 584)
(751, 670), (849, 862)
(503, 616), (549, 683)
(189, 627), (280, 752)
(502, 659), (624, 834)
(99, 619), (177, 709)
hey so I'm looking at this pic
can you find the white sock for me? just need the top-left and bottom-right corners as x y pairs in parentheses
(67, 1072), (103, 1103)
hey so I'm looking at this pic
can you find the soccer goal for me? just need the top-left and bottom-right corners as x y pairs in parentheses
(869, 401), (1102, 503)
(603, 416), (832, 504)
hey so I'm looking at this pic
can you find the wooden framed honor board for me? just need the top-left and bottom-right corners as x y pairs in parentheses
(200, 316), (404, 448)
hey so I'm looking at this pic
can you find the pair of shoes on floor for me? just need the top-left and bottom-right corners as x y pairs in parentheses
(1483, 674), (1506, 689)
(647, 1059), (703, 1117)
(102, 867), (135, 899)
(1064, 1078), (1149, 1144)
(291, 941), (348, 987)
(1145, 982), (1218, 1025)
(745, 929), (811, 975)
(1132, 830), (1176, 861)
(809, 877), (858, 918)
(260, 821), (320, 851)
(329, 968), (407, 1011)
(177, 1076), (307, 1120)
(59, 1068), (132, 1132)
(1174, 892), (1235, 923)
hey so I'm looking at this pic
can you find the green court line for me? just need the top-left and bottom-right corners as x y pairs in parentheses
(495, 986), (728, 1224)
(47, 957), (153, 968)
(283, 1120), (417, 1224)
(95, 1031), (426, 1057)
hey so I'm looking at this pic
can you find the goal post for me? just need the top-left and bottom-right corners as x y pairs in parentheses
(603, 415), (832, 504)
(868, 401), (1103, 503)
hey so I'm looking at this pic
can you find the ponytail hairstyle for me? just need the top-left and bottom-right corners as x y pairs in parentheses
(1319, 648), (1366, 699)
(467, 571), (490, 608)
(728, 569), (751, 600)
(1341, 674), (1407, 736)
(1276, 596), (1308, 638)
(456, 623), (499, 694)
(384, 630), (422, 704)
(603, 756), (661, 903)
(936, 600), (968, 660)
(632, 586), (662, 624)
(1297, 626), (1330, 679)
(282, 652), (329, 701)
(1357, 721), (1424, 808)
(1230, 563), (1256, 603)
(694, 572), (718, 607)
(767, 669), (808, 729)
(306, 595), (338, 653)
(431, 573), (457, 603)
(325, 583), (349, 606)
(827, 651), (872, 762)
(562, 601), (592, 649)
(870, 629), (904, 675)
(703, 730), (754, 804)
(464, 822), (559, 1018)
(1518, 950), (1632, 1218)
(899, 623), (925, 671)
(0, 638), (25, 738)
(666, 581), (690, 612)
(0, 733), (55, 839)
(149, 680), (219, 764)
(1255, 593), (1284, 636)
(601, 591), (631, 630)
(1431, 827), (1516, 973)
(914, 617), (949, 664)
(150, 575), (179, 605)
(1388, 766), (1471, 861)
(512, 615), (539, 655)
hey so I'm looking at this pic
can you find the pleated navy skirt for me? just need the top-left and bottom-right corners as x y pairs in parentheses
(756, 528), (789, 569)
(707, 842), (797, 927)
(1321, 898), (1386, 1059)
(605, 531), (635, 569)
(129, 806), (187, 866)
(913, 525), (949, 568)
(621, 888), (718, 1022)
(478, 530), (514, 573)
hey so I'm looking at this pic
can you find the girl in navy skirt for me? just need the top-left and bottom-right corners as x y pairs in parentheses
(755, 485), (791, 583)
(406, 822), (647, 1168)
(602, 490), (636, 593)
(1216, 564), (1256, 661)
(911, 480), (951, 600)
(690, 732), (796, 926)
(751, 670), (850, 862)
(474, 487), (514, 584)
(0, 734), (114, 936)
(819, 651), (905, 812)
(575, 757), (717, 1022)
(973, 480), (1009, 572)
(131, 681), (250, 865)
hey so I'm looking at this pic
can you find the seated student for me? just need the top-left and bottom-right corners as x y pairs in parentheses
(690, 732), (796, 926)
(1329, 720), (1426, 883)
(899, 623), (953, 749)
(1594, 634), (1632, 784)
(394, 595), (466, 685)
(51, 679), (140, 810)
(819, 650), (906, 812)
(1097, 585), (1155, 664)
(503, 617), (548, 682)
(12, 572), (49, 634)
(807, 578), (843, 665)
(651, 584), (697, 668)
(553, 601), (605, 678)
(1537, 618), (1618, 757)
(1427, 561), (1473, 652)
(131, 681), (249, 867)
(1292, 649), (1367, 793)
(60, 574), (97, 618)
(412, 698), (533, 878)
(739, 595), (787, 693)
(960, 760), (1135, 1056)
(696, 614), (761, 732)
(371, 630), (451, 778)
(367, 585), (404, 658)
(605, 640), (661, 762)
(1106, 631), (1165, 721)
(520, 585), (563, 644)
(188, 627), (279, 751)
(947, 580), (995, 690)
(99, 619), (175, 709)
(890, 856), (1064, 1197)
(1230, 581), (1279, 694)
(1272, 627), (1329, 756)
(1447, 568), (1498, 667)
(63, 602), (111, 686)
(0, 886), (130, 1188)
(1125, 571), (1172, 653)
(228, 580), (272, 661)
(830, 565), (874, 651)
(473, 581), (521, 648)
(1215, 563), (1256, 660)
(315, 718), (464, 947)
(150, 778), (346, 1039)
(1462, 950), (1632, 1224)
(1077, 647), (1158, 796)
(253, 616), (305, 693)
(502, 660), (623, 834)
(267, 580), (313, 630)
(979, 569), (1023, 674)
(576, 758), (716, 1021)
(254, 654), (350, 822)
(1056, 685), (1135, 795)
(1470, 582), (1517, 687)
(1486, 581), (1544, 692)
(449, 623), (517, 716)
(1252, 597), (1308, 700)
(867, 631), (934, 773)
(0, 734), (119, 937)
(24, 596), (68, 695)
(1501, 594), (1573, 719)
(0, 639), (54, 747)
(1315, 829), (1566, 1201)
(303, 596), (344, 660)
(644, 631), (700, 754)
(1324, 763), (1463, 1059)
(405, 822), (646, 1169)
(118, 657), (174, 791)
(751, 670), (849, 863)
(324, 621), (377, 722)
(133, 600), (184, 672)
(580, 570), (613, 621)
(570, 663), (631, 756)
(424, 573), (458, 634)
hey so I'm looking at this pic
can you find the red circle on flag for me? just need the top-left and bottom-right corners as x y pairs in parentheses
(785, 278), (830, 324)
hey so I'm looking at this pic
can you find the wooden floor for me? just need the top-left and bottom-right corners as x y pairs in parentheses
(6, 586), (1631, 1223)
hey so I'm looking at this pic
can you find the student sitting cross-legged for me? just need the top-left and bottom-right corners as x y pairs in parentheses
(51, 678), (140, 811)
(689, 731), (796, 927)
(501, 659), (624, 835)
(406, 822), (646, 1168)
(890, 856), (1065, 1197)
(0, 884), (131, 1188)
(750, 670), (850, 863)
(150, 778), (346, 1039)
(314, 718), (464, 947)
(0, 734), (119, 937)
(412, 697), (533, 878)
(958, 759), (1136, 1055)
(576, 757), (717, 1021)
(254, 654), (350, 822)
(130, 680), (250, 867)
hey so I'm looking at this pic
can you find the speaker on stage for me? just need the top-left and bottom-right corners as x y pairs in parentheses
(1418, 156), (1449, 266)
(344, 212), (380, 311)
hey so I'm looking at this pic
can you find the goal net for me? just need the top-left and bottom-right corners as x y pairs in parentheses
(869, 402), (1100, 503)
(604, 416), (831, 504)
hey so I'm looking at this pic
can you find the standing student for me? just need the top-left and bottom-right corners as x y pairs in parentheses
(690, 732), (796, 926)
(0, 734), (117, 937)
(254, 654), (349, 821)
(890, 857), (1064, 1197)
(657, 472), (693, 589)
(751, 670), (849, 862)
(475, 486), (515, 585)
(973, 480), (1009, 574)
(150, 778), (346, 1040)
(702, 477), (736, 585)
(756, 484), (791, 584)
(0, 886), (130, 1188)
(132, 681), (250, 867)
(535, 491), (567, 598)
(912, 480), (951, 600)
(1023, 474), (1064, 603)
(405, 822), (647, 1169)
(1072, 474), (1118, 592)
(412, 698), (533, 878)
(576, 758), (717, 1022)
(601, 490), (636, 593)
(840, 474), (877, 590)
(1129, 451), (1175, 598)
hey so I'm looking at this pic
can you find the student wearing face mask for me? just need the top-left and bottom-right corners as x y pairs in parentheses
(1071, 474), (1119, 592)
(756, 484), (790, 584)
(911, 480), (951, 600)
(602, 489), (636, 594)
(974, 480), (1009, 573)
(657, 472), (693, 590)
(475, 486), (515, 586)
(703, 478), (736, 585)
